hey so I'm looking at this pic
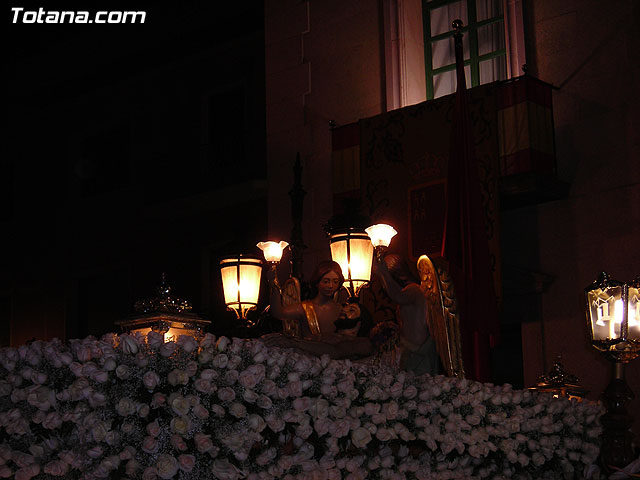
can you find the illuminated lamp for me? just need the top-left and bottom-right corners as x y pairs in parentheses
(365, 223), (397, 261)
(328, 228), (374, 297)
(257, 240), (288, 292)
(220, 255), (263, 319)
(584, 272), (640, 472)
(257, 241), (288, 263)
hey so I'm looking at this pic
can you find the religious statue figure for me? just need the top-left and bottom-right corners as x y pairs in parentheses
(267, 260), (345, 337)
(374, 254), (441, 376)
(262, 299), (373, 359)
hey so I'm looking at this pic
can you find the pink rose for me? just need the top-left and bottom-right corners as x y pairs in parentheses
(194, 378), (213, 394)
(193, 403), (209, 420)
(143, 435), (159, 454)
(146, 420), (161, 437)
(178, 454), (195, 472)
(171, 434), (188, 451)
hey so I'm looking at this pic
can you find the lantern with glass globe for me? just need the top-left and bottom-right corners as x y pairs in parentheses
(219, 255), (263, 321)
(584, 272), (640, 471)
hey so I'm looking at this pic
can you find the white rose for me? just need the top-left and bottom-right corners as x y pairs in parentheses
(116, 398), (137, 416)
(247, 414), (266, 432)
(211, 459), (240, 480)
(156, 454), (179, 480)
(177, 335), (198, 353)
(115, 365), (130, 380)
(171, 396), (190, 416)
(229, 402), (247, 418)
(160, 342), (177, 358)
(200, 333), (216, 348)
(194, 433), (214, 453)
(143, 371), (161, 390)
(43, 460), (68, 476)
(212, 354), (229, 369)
(145, 331), (164, 349)
(243, 389), (259, 403)
(142, 466), (157, 480)
(120, 335), (139, 355)
(216, 337), (230, 352)
(256, 395), (273, 410)
(167, 370), (189, 386)
(351, 427), (372, 448)
(217, 387), (236, 402)
(170, 416), (190, 435)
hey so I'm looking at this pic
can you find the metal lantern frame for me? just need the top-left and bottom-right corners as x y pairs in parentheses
(584, 272), (640, 472)
(585, 272), (640, 363)
(220, 254), (263, 320)
(328, 227), (374, 298)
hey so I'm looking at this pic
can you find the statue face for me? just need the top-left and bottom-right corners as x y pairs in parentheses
(318, 270), (341, 297)
(340, 303), (361, 320)
(335, 303), (362, 336)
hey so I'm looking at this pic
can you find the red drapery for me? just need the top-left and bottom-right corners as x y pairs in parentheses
(441, 27), (500, 382)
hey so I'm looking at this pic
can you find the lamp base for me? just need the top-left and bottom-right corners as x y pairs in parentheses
(599, 362), (636, 473)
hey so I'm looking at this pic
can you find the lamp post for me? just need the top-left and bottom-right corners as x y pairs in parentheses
(585, 272), (640, 471)
(220, 255), (263, 321)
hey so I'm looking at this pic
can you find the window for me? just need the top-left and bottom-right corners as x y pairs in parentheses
(423, 0), (507, 99)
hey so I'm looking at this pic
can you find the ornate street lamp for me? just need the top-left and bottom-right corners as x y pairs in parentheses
(328, 228), (374, 297)
(584, 272), (640, 471)
(220, 255), (263, 320)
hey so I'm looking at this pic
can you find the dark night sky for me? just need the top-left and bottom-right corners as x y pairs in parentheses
(5, 2), (268, 340)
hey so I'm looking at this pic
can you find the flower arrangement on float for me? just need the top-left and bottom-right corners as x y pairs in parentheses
(0, 333), (603, 480)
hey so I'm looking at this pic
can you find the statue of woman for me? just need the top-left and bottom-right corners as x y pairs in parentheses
(375, 254), (440, 375)
(268, 260), (345, 337)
